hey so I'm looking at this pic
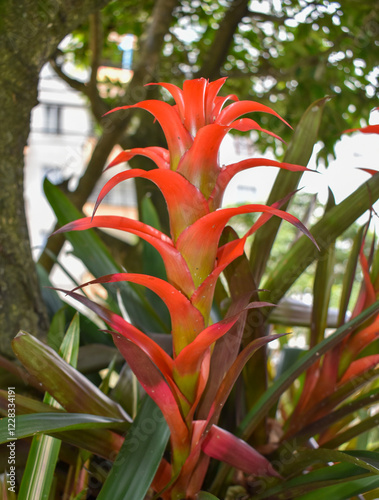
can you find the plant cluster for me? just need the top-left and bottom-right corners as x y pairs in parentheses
(1, 80), (379, 500)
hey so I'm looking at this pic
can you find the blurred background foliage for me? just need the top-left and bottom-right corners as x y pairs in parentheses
(62, 0), (378, 160)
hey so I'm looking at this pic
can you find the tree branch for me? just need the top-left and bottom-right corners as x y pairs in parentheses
(196, 0), (250, 80)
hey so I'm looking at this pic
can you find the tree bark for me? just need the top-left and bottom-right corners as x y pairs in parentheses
(0, 0), (111, 357)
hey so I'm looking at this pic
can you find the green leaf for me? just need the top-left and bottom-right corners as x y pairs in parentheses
(0, 413), (126, 443)
(0, 390), (124, 459)
(262, 172), (379, 307)
(198, 492), (221, 500)
(97, 396), (170, 500)
(18, 314), (81, 500)
(11, 331), (130, 421)
(250, 97), (329, 285)
(297, 475), (379, 500)
(310, 189), (335, 347)
(338, 225), (365, 325)
(43, 178), (169, 333)
(253, 447), (379, 499)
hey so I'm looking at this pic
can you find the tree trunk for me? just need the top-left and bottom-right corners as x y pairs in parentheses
(0, 0), (110, 357)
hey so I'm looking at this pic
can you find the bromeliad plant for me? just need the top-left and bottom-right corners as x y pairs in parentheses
(53, 77), (319, 498)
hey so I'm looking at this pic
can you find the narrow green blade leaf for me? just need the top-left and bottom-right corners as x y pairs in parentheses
(0, 413), (126, 443)
(250, 97), (329, 284)
(338, 225), (365, 325)
(262, 172), (379, 307)
(310, 190), (335, 346)
(254, 448), (379, 499)
(297, 475), (379, 500)
(17, 434), (61, 500)
(97, 396), (170, 500)
(18, 314), (81, 500)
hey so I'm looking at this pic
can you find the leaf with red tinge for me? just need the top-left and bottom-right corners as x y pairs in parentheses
(110, 334), (189, 451)
(208, 333), (285, 426)
(345, 316), (379, 359)
(92, 169), (209, 241)
(344, 124), (379, 135)
(177, 204), (319, 287)
(105, 147), (170, 170)
(209, 158), (310, 210)
(173, 315), (241, 379)
(217, 99), (291, 128)
(74, 273), (204, 356)
(106, 100), (193, 166)
(202, 425), (280, 477)
(54, 216), (195, 297)
(339, 354), (379, 385)
(56, 289), (174, 381)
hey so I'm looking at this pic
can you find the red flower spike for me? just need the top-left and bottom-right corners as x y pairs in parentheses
(105, 147), (170, 171)
(204, 77), (228, 121)
(231, 118), (285, 142)
(106, 100), (193, 168)
(177, 124), (229, 197)
(92, 168), (209, 242)
(182, 78), (208, 135)
(54, 216), (196, 297)
(73, 273), (205, 356)
(202, 425), (280, 478)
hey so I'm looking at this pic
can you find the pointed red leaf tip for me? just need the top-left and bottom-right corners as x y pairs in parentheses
(104, 100), (193, 168)
(52, 216), (196, 297)
(177, 204), (319, 287)
(343, 124), (379, 135)
(72, 272), (205, 355)
(92, 168), (209, 241)
(358, 167), (379, 176)
(105, 147), (170, 171)
(202, 425), (281, 478)
(217, 100), (292, 129)
(209, 158), (310, 210)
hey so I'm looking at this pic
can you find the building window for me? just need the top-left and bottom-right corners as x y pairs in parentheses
(44, 105), (62, 134)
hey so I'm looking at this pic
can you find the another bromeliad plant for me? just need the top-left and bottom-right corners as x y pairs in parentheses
(53, 77), (319, 498)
